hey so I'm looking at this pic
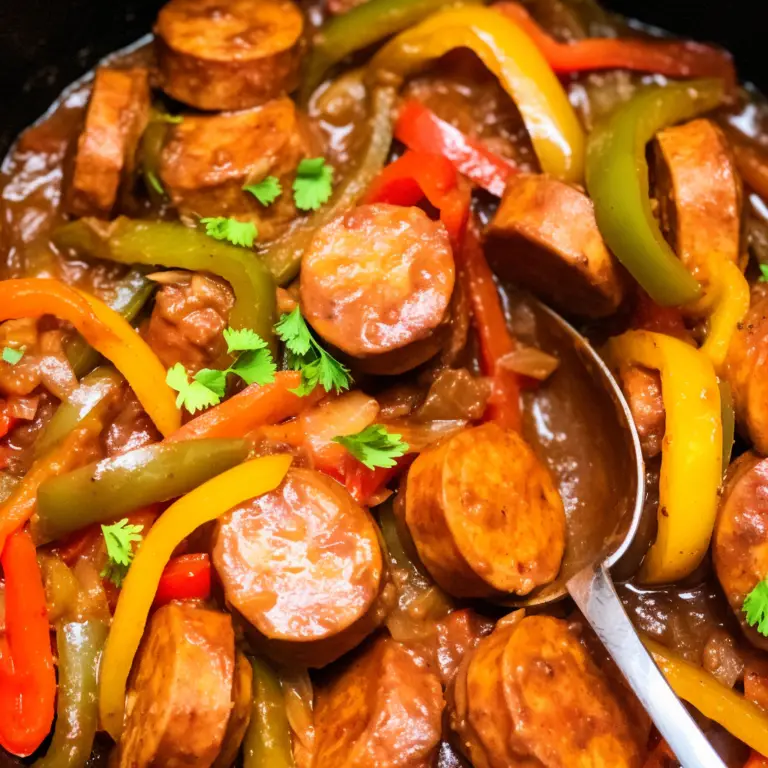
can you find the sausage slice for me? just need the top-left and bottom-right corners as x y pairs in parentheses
(155, 0), (304, 111)
(484, 174), (625, 318)
(654, 118), (743, 286)
(404, 423), (565, 598)
(119, 603), (235, 768)
(159, 99), (310, 240)
(451, 615), (644, 768)
(713, 452), (768, 649)
(619, 365), (665, 459)
(68, 68), (150, 218)
(300, 203), (455, 360)
(213, 468), (383, 664)
(314, 637), (444, 768)
(212, 651), (253, 768)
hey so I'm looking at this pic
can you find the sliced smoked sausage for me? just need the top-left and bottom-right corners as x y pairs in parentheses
(713, 452), (768, 649)
(654, 118), (743, 287)
(404, 422), (565, 599)
(213, 468), (384, 667)
(300, 204), (455, 363)
(451, 615), (644, 768)
(212, 651), (253, 768)
(154, 0), (304, 111)
(68, 68), (150, 218)
(484, 173), (625, 318)
(313, 636), (444, 768)
(159, 99), (311, 240)
(119, 602), (235, 768)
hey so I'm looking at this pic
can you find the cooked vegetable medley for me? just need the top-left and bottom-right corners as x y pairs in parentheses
(3, 0), (768, 764)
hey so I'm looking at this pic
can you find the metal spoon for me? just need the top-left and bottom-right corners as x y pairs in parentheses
(507, 295), (726, 768)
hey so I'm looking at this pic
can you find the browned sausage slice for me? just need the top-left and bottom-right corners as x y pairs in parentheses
(654, 118), (743, 287)
(713, 452), (768, 649)
(484, 174), (626, 318)
(68, 68), (150, 218)
(213, 468), (383, 652)
(119, 602), (235, 768)
(618, 365), (665, 459)
(300, 203), (455, 359)
(724, 295), (768, 455)
(154, 0), (304, 111)
(212, 651), (253, 768)
(159, 99), (310, 240)
(404, 422), (565, 598)
(451, 615), (644, 768)
(314, 636), (444, 768)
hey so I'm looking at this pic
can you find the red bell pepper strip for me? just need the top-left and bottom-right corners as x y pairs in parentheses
(495, 3), (735, 88)
(456, 222), (523, 432)
(0, 402), (18, 441)
(0, 529), (56, 756)
(365, 150), (471, 245)
(153, 553), (212, 607)
(343, 454), (415, 506)
(632, 291), (688, 339)
(394, 100), (516, 197)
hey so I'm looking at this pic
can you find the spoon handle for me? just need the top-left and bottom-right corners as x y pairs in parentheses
(568, 562), (726, 768)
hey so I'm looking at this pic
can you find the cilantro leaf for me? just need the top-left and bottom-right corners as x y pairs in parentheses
(201, 217), (257, 248)
(230, 349), (277, 386)
(293, 158), (334, 212)
(146, 170), (166, 197)
(223, 327), (269, 354)
(333, 425), (409, 470)
(760, 264), (768, 283)
(243, 176), (282, 206)
(100, 518), (144, 588)
(274, 308), (351, 396)
(166, 362), (221, 414)
(2, 347), (24, 365)
(744, 580), (768, 636)
(194, 368), (228, 399)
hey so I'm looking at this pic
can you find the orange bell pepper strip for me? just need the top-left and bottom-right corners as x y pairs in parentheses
(496, 3), (735, 88)
(0, 279), (179, 437)
(0, 529), (56, 757)
(99, 454), (292, 738)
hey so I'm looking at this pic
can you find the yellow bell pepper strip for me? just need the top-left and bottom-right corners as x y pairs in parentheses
(643, 636), (768, 757)
(585, 80), (724, 307)
(605, 330), (721, 584)
(99, 454), (292, 739)
(0, 279), (180, 437)
(367, 6), (585, 183)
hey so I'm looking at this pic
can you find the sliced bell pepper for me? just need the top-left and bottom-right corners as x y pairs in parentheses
(263, 86), (396, 285)
(0, 529), (56, 757)
(34, 438), (250, 544)
(496, 3), (735, 87)
(0, 278), (179, 436)
(0, 401), (19, 440)
(53, 218), (276, 353)
(365, 149), (471, 244)
(746, 753), (768, 768)
(394, 100), (516, 196)
(369, 6), (585, 183)
(0, 406), (107, 557)
(643, 636), (768, 757)
(99, 453), (292, 738)
(605, 330), (721, 584)
(456, 223), (523, 432)
(153, 553), (212, 607)
(585, 80), (724, 307)
(34, 621), (108, 768)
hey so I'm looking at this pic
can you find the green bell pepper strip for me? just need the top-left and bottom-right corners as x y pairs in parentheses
(301, 0), (474, 103)
(34, 621), (108, 768)
(262, 86), (396, 285)
(34, 366), (123, 459)
(585, 79), (724, 306)
(53, 218), (276, 353)
(65, 268), (154, 378)
(33, 438), (250, 544)
(243, 657), (295, 768)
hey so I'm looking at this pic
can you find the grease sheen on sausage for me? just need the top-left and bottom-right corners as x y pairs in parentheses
(213, 468), (383, 659)
(314, 637), (444, 768)
(451, 615), (644, 768)
(405, 423), (565, 598)
(119, 603), (235, 768)
(154, 0), (304, 110)
(300, 204), (455, 360)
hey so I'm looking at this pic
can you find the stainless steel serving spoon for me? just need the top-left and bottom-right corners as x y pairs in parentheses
(507, 294), (726, 768)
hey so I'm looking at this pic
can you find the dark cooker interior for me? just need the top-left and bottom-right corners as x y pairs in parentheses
(0, 0), (766, 156)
